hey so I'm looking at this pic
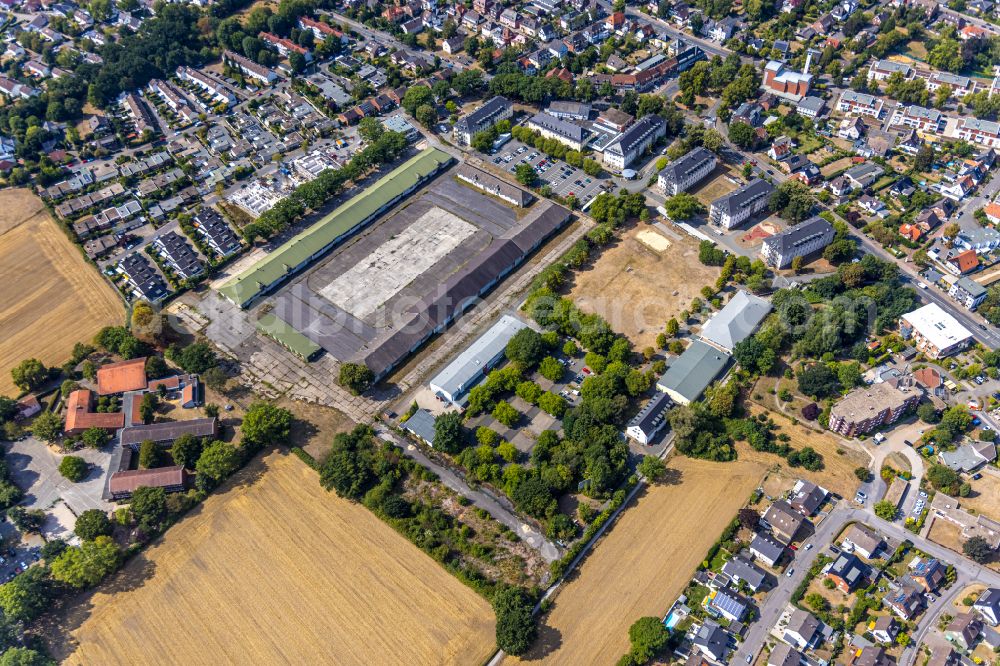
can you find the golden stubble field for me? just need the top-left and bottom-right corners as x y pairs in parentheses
(57, 453), (496, 666)
(568, 226), (721, 349)
(0, 189), (122, 395)
(508, 454), (766, 665)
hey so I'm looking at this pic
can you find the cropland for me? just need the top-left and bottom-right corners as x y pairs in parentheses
(0, 189), (122, 395)
(509, 454), (766, 665)
(56, 453), (496, 666)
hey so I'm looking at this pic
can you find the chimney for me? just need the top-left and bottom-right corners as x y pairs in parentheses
(804, 51), (812, 75)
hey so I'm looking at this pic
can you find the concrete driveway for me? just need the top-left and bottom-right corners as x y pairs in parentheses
(3, 437), (114, 516)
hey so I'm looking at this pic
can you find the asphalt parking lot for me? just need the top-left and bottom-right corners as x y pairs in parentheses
(491, 140), (608, 208)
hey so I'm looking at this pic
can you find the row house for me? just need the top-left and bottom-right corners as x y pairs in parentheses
(177, 67), (236, 107)
(298, 16), (347, 43)
(837, 89), (884, 118)
(890, 104), (945, 134)
(0, 76), (39, 100)
(868, 59), (913, 81)
(148, 79), (199, 124)
(956, 118), (1000, 149)
(223, 50), (277, 85)
(259, 32), (313, 61)
(924, 71), (975, 98)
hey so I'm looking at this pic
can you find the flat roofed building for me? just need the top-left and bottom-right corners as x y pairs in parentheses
(526, 111), (585, 150)
(429, 315), (528, 404)
(625, 391), (672, 445)
(899, 303), (973, 359)
(657, 146), (717, 196)
(829, 380), (922, 437)
(603, 114), (666, 170)
(656, 339), (730, 405)
(699, 290), (772, 352)
(453, 96), (513, 145)
(710, 178), (774, 229)
(760, 216), (835, 269)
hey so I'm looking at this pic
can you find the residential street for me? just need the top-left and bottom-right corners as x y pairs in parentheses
(374, 426), (561, 562)
(733, 504), (1000, 664)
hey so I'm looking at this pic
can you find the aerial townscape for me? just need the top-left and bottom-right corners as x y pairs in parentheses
(4, 0), (1000, 662)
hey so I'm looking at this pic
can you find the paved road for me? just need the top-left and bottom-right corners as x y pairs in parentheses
(902, 573), (970, 666)
(374, 426), (561, 562)
(625, 9), (734, 60)
(734, 504), (1000, 664)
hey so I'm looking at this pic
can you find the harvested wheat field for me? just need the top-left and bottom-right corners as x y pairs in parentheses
(568, 225), (720, 349)
(57, 453), (496, 666)
(508, 455), (766, 665)
(0, 189), (122, 395)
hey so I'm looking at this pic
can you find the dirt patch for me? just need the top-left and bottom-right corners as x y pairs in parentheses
(56, 453), (495, 665)
(635, 229), (671, 252)
(960, 473), (1000, 523)
(928, 517), (965, 555)
(508, 454), (766, 665)
(276, 398), (357, 461)
(0, 189), (123, 396)
(691, 169), (739, 207)
(567, 225), (720, 349)
(821, 157), (855, 178)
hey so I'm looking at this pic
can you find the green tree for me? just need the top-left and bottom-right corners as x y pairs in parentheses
(31, 411), (62, 443)
(415, 104), (436, 127)
(963, 535), (992, 563)
(11, 359), (46, 392)
(0, 567), (53, 623)
(663, 193), (706, 220)
(138, 440), (160, 469)
(854, 467), (870, 482)
(433, 411), (466, 454)
(50, 536), (121, 589)
(873, 500), (897, 520)
(139, 393), (157, 424)
(515, 163), (537, 187)
(476, 426), (500, 447)
(493, 586), (537, 656)
(0, 648), (53, 666)
(338, 361), (372, 396)
(195, 440), (240, 484)
(797, 364), (840, 398)
(74, 509), (112, 541)
(401, 85), (433, 115)
(58, 456), (88, 482)
(927, 464), (960, 495)
(917, 402), (939, 423)
(240, 401), (293, 449)
(492, 401), (520, 428)
(638, 455), (666, 481)
(81, 427), (110, 449)
(506, 328), (546, 368)
(728, 121), (756, 149)
(537, 392), (567, 418)
(665, 318), (680, 337)
(538, 357), (564, 382)
(129, 486), (168, 531)
(805, 592), (829, 612)
(170, 433), (203, 469)
(627, 616), (670, 662)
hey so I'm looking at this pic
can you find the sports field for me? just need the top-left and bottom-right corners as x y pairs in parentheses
(58, 453), (496, 665)
(509, 455), (766, 665)
(0, 189), (122, 396)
